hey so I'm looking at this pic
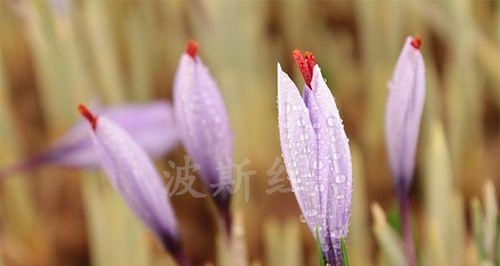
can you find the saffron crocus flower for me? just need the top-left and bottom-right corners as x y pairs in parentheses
(385, 35), (425, 266)
(173, 41), (233, 232)
(78, 104), (189, 266)
(277, 50), (353, 265)
(1, 101), (178, 177)
(385, 35), (425, 193)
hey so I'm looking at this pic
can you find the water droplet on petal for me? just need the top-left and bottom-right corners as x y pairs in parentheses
(327, 116), (336, 127)
(299, 214), (306, 223)
(335, 174), (346, 183)
(313, 161), (323, 170)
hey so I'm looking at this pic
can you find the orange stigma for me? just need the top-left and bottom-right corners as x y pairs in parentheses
(292, 50), (316, 88)
(411, 35), (422, 49)
(186, 40), (199, 59)
(78, 104), (97, 130)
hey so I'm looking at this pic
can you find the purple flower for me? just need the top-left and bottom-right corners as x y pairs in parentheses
(173, 41), (233, 231)
(385, 35), (425, 193)
(384, 35), (425, 266)
(277, 50), (353, 265)
(78, 104), (189, 266)
(1, 101), (179, 177)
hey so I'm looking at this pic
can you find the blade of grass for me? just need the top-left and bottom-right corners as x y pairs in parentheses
(315, 226), (325, 266)
(340, 236), (349, 266)
(371, 203), (406, 266)
(264, 218), (302, 266)
(471, 197), (487, 260)
(83, 0), (125, 103)
(349, 143), (371, 266)
(483, 181), (498, 261)
(82, 172), (151, 266)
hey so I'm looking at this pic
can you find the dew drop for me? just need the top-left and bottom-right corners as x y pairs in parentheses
(296, 118), (304, 127)
(313, 161), (323, 170)
(299, 214), (306, 223)
(327, 116), (336, 127)
(335, 174), (346, 183)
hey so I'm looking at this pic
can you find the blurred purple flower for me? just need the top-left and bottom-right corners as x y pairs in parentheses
(78, 105), (189, 266)
(1, 101), (179, 177)
(173, 41), (233, 232)
(385, 35), (425, 192)
(384, 35), (425, 266)
(277, 50), (353, 265)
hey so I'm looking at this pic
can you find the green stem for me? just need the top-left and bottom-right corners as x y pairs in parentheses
(315, 226), (325, 266)
(340, 236), (349, 266)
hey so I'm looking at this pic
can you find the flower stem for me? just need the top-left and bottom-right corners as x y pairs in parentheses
(219, 207), (233, 237)
(340, 236), (349, 266)
(398, 190), (417, 266)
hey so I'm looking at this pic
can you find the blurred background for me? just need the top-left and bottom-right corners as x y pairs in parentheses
(0, 1), (499, 265)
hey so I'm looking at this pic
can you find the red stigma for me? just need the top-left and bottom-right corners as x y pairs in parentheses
(411, 35), (422, 49)
(78, 104), (97, 130)
(304, 51), (316, 77)
(293, 50), (316, 88)
(186, 40), (199, 59)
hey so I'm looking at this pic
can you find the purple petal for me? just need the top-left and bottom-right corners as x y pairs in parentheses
(173, 52), (233, 207)
(277, 63), (322, 241)
(385, 36), (425, 192)
(1, 101), (179, 176)
(302, 85), (332, 249)
(83, 108), (181, 254)
(310, 65), (353, 263)
(278, 60), (353, 264)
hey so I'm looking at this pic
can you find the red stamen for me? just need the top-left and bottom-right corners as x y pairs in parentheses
(186, 40), (199, 59)
(304, 51), (316, 77)
(78, 104), (97, 130)
(292, 50), (312, 88)
(410, 35), (421, 49)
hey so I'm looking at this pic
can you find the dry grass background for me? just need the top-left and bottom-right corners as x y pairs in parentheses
(0, 1), (499, 265)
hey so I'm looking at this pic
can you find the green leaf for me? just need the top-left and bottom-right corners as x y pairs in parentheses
(340, 236), (349, 266)
(387, 200), (401, 233)
(496, 217), (500, 266)
(371, 203), (406, 266)
(315, 226), (325, 266)
(471, 197), (486, 260)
